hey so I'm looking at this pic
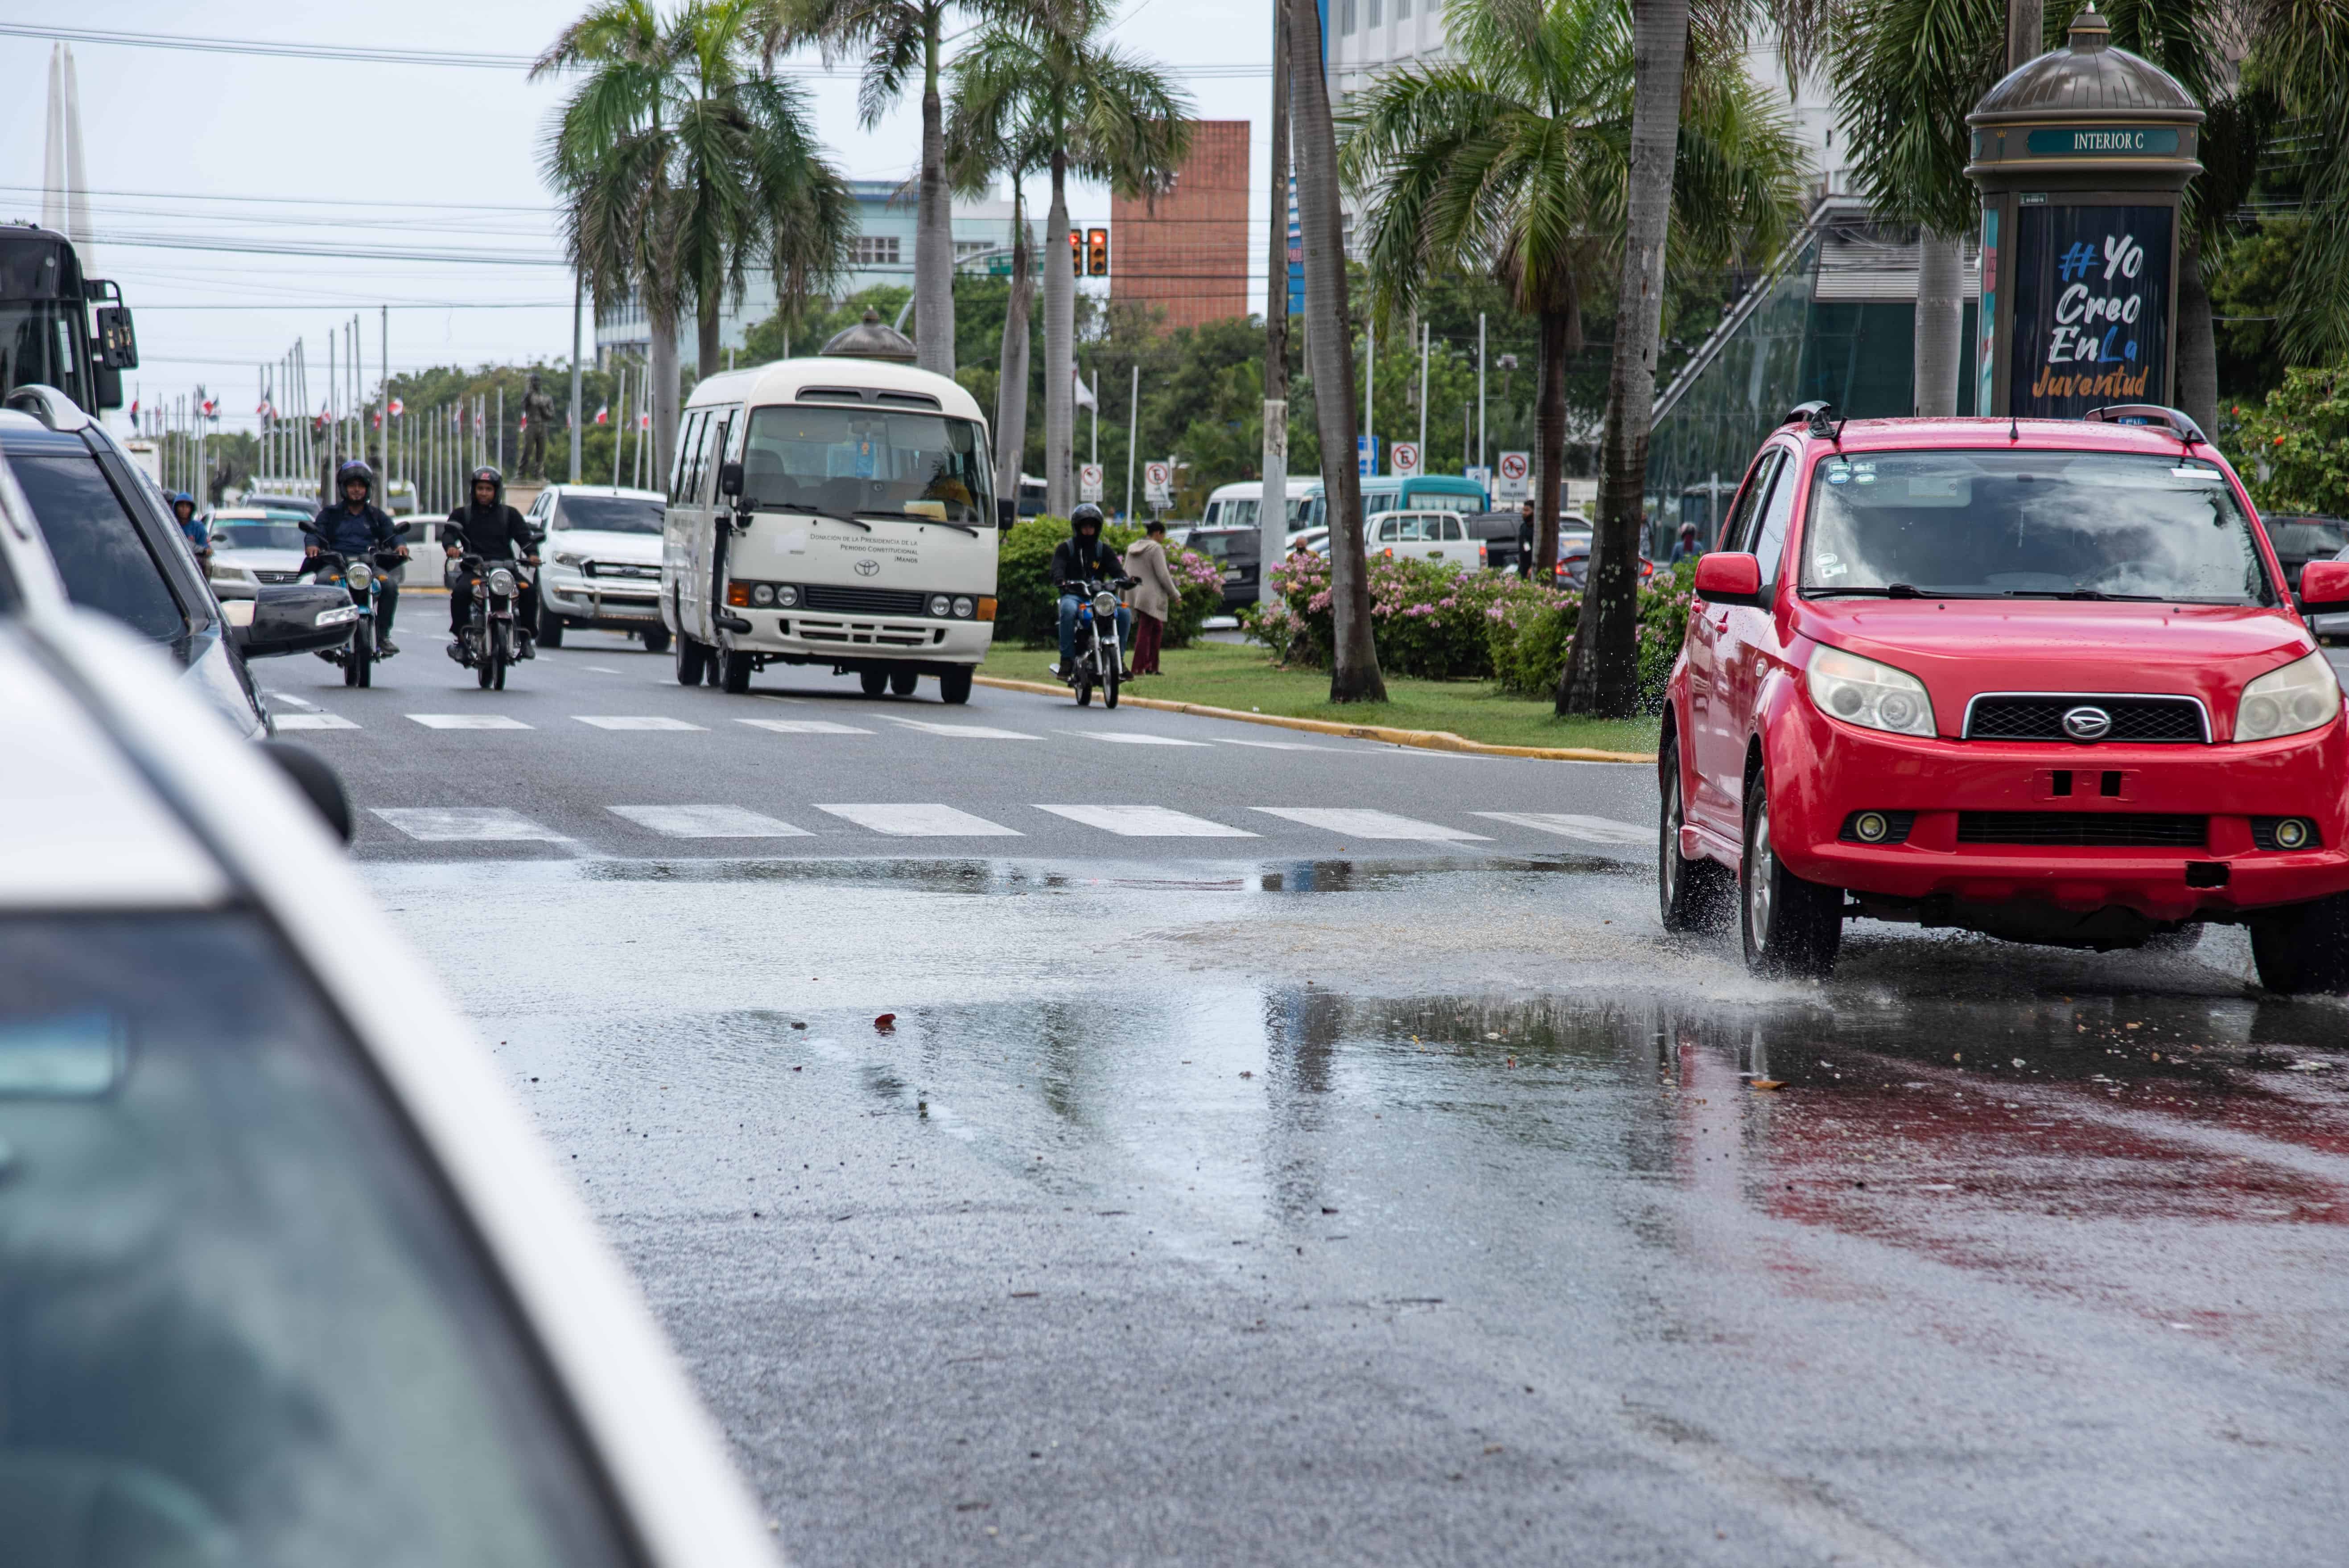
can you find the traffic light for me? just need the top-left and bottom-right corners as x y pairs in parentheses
(1069, 229), (1083, 277)
(1086, 228), (1109, 276)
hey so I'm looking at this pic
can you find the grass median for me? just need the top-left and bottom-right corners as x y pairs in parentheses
(981, 638), (1661, 755)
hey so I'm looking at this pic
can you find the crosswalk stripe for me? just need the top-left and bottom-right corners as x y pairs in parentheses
(1033, 804), (1258, 837)
(274, 712), (359, 730)
(407, 714), (532, 730)
(738, 718), (875, 735)
(1214, 737), (1332, 752)
(573, 715), (708, 731)
(882, 718), (1039, 740)
(1471, 811), (1650, 844)
(1059, 730), (1210, 747)
(814, 803), (1022, 836)
(610, 805), (810, 838)
(1250, 807), (1491, 841)
(264, 689), (320, 711)
(371, 807), (563, 841)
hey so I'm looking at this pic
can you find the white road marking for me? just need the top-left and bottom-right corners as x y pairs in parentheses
(406, 713), (532, 730)
(371, 807), (564, 841)
(610, 805), (811, 838)
(1058, 730), (1210, 747)
(581, 664), (626, 674)
(573, 715), (708, 731)
(1034, 804), (1258, 837)
(882, 718), (1039, 740)
(1214, 737), (1334, 752)
(1250, 807), (1492, 841)
(264, 689), (319, 711)
(273, 712), (359, 730)
(815, 803), (1022, 836)
(738, 719), (875, 735)
(1472, 811), (1651, 844)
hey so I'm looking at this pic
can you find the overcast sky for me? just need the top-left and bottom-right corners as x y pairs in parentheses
(0, 0), (1282, 433)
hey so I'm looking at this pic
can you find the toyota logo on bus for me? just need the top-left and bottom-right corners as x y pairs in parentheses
(2061, 705), (2112, 741)
(853, 558), (881, 577)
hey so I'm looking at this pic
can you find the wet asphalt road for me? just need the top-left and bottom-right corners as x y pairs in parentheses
(281, 632), (2349, 1567)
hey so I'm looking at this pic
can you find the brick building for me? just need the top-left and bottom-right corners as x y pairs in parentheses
(1108, 120), (1250, 330)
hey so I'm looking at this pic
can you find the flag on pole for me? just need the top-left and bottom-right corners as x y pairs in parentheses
(517, 414), (528, 430)
(593, 404), (609, 425)
(1073, 370), (1096, 410)
(474, 409), (484, 435)
(371, 410), (382, 430)
(198, 396), (218, 418)
(638, 411), (650, 430)
(128, 399), (139, 418)
(389, 397), (404, 417)
(256, 399), (274, 419)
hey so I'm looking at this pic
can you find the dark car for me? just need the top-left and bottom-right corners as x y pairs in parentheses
(1553, 531), (1657, 590)
(0, 384), (352, 737)
(1175, 525), (1261, 609)
(1462, 510), (1523, 573)
(2260, 514), (2349, 595)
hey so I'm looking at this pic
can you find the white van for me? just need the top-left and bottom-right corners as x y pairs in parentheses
(1367, 508), (1484, 570)
(661, 351), (1001, 703)
(1201, 477), (1316, 533)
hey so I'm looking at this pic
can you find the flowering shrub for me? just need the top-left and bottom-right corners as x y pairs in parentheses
(1162, 547), (1226, 647)
(1635, 560), (1699, 709)
(1254, 553), (1512, 678)
(1485, 558), (1698, 709)
(1237, 596), (1315, 665)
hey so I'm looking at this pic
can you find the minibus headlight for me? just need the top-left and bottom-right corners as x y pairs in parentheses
(752, 584), (775, 606)
(928, 594), (952, 617)
(952, 596), (974, 618)
(775, 584), (799, 608)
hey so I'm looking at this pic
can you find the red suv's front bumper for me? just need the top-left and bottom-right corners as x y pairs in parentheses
(1762, 688), (2349, 922)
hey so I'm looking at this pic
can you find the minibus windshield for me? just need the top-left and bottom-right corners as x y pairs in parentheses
(741, 405), (993, 527)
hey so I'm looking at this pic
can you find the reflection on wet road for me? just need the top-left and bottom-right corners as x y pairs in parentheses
(379, 852), (2349, 1566)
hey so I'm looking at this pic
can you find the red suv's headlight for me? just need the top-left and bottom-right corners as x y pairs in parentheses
(1806, 646), (1937, 737)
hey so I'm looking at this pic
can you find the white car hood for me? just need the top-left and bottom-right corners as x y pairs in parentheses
(214, 547), (308, 574)
(552, 528), (662, 564)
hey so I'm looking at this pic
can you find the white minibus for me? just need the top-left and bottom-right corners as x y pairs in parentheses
(1200, 477), (1316, 532)
(662, 351), (1003, 703)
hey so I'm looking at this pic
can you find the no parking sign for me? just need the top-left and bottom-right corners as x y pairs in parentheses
(1496, 450), (1530, 502)
(1389, 441), (1420, 477)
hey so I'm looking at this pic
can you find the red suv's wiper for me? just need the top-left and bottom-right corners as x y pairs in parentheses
(1809, 583), (1935, 598)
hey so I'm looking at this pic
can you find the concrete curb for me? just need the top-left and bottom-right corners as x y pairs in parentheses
(972, 675), (1654, 764)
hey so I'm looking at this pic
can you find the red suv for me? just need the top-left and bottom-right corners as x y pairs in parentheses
(1660, 402), (2349, 990)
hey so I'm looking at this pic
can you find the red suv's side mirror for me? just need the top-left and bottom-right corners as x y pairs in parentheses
(1693, 551), (1764, 607)
(2298, 559), (2349, 614)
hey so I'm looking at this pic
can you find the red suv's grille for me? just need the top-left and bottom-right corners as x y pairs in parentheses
(1964, 695), (2206, 743)
(1956, 811), (2208, 848)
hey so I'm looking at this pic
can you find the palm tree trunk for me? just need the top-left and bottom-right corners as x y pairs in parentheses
(1913, 228), (1962, 416)
(649, 304), (680, 492)
(1533, 304), (1574, 576)
(1558, 0), (1687, 718)
(915, 13), (956, 377)
(1284, 0), (1384, 702)
(1043, 150), (1075, 517)
(698, 292), (724, 393)
(2176, 234), (2218, 434)
(995, 190), (1034, 496)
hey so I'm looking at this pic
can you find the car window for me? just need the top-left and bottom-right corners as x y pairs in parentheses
(0, 911), (632, 1568)
(9, 452), (186, 642)
(2267, 519), (2348, 557)
(1720, 449), (1783, 553)
(1801, 450), (2273, 604)
(1752, 458), (1800, 588)
(669, 411), (705, 504)
(1376, 518), (1397, 542)
(1442, 517), (1463, 542)
(554, 495), (664, 535)
(215, 522), (308, 551)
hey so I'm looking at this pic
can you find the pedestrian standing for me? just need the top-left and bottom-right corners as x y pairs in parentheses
(1124, 519), (1176, 677)
(1515, 498), (1535, 580)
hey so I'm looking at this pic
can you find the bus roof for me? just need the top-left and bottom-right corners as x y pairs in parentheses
(684, 356), (986, 427)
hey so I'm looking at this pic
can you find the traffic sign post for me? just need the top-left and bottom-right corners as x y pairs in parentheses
(1143, 460), (1173, 511)
(1079, 463), (1104, 504)
(1496, 450), (1530, 503)
(1389, 441), (1420, 477)
(1356, 434), (1380, 477)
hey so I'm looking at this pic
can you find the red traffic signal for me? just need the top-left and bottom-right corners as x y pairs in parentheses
(1086, 228), (1109, 276)
(1069, 229), (1083, 276)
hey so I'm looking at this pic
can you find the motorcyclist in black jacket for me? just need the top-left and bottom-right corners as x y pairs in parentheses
(1050, 503), (1132, 681)
(444, 466), (541, 654)
(306, 460), (409, 654)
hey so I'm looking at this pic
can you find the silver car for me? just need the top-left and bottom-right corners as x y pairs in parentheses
(0, 598), (776, 1564)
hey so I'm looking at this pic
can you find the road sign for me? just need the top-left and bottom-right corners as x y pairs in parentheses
(1080, 463), (1104, 503)
(1356, 434), (1380, 477)
(1390, 441), (1420, 477)
(1464, 464), (1492, 494)
(1144, 460), (1173, 508)
(1496, 450), (1530, 502)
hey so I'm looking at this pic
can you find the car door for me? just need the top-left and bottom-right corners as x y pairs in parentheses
(1712, 444), (1801, 826)
(1688, 446), (1783, 829)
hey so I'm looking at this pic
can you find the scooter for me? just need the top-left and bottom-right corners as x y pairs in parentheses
(1060, 576), (1137, 710)
(446, 553), (534, 690)
(304, 521), (410, 687)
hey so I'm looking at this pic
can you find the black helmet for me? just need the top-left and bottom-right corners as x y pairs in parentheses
(1071, 503), (1104, 534)
(470, 466), (504, 506)
(336, 459), (374, 495)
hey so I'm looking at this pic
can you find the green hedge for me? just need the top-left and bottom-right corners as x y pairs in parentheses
(1484, 558), (1698, 709)
(996, 514), (1224, 648)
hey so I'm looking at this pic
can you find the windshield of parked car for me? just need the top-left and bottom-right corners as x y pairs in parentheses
(741, 405), (993, 525)
(215, 521), (308, 551)
(2264, 518), (2348, 559)
(8, 450), (187, 640)
(555, 495), (663, 535)
(1801, 451), (2272, 605)
(0, 912), (631, 1568)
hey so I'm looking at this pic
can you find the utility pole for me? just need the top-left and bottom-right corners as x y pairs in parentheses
(569, 274), (584, 484)
(1124, 363), (1139, 522)
(1364, 317), (1374, 478)
(1476, 313), (1487, 475)
(496, 383), (505, 473)
(1090, 370), (1099, 465)
(380, 305), (389, 495)
(1260, 0), (1290, 600)
(1417, 320), (1428, 471)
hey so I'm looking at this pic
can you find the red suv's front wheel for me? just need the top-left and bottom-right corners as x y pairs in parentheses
(2249, 893), (2349, 994)
(1740, 771), (1843, 978)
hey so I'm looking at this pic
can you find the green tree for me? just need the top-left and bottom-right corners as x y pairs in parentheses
(534, 0), (854, 484)
(946, 0), (1191, 518)
(2245, 0), (2349, 365)
(2225, 366), (2349, 515)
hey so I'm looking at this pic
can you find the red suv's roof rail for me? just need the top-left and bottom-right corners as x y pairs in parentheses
(2083, 404), (2207, 447)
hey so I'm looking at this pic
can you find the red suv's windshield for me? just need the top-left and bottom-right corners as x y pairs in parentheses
(1799, 450), (2273, 606)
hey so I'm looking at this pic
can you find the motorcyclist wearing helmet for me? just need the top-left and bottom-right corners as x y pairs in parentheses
(444, 466), (541, 653)
(306, 460), (408, 654)
(1050, 503), (1132, 681)
(169, 493), (210, 569)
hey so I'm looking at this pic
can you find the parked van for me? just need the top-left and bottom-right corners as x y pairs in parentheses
(1366, 508), (1483, 570)
(1297, 473), (1490, 531)
(1200, 477), (1317, 532)
(662, 347), (1001, 703)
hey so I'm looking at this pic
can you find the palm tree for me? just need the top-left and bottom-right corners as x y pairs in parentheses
(1284, 0), (1383, 700)
(536, 0), (853, 483)
(1342, 0), (1805, 585)
(944, 91), (1047, 503)
(947, 0), (1191, 516)
(757, 0), (973, 377)
(2250, 0), (2349, 365)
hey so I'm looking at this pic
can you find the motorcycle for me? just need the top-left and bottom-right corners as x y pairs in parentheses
(303, 521), (410, 688)
(446, 553), (534, 690)
(1061, 576), (1137, 709)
